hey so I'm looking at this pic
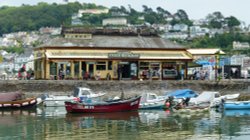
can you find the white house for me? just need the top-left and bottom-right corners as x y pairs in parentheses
(190, 26), (210, 38)
(15, 49), (34, 71)
(233, 41), (250, 50)
(172, 24), (188, 32)
(164, 32), (188, 39)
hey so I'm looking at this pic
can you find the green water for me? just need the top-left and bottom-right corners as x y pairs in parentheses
(0, 108), (250, 140)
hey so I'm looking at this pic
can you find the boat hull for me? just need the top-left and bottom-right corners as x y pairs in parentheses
(0, 97), (37, 109)
(139, 100), (165, 109)
(224, 101), (250, 110)
(44, 96), (75, 107)
(65, 96), (141, 113)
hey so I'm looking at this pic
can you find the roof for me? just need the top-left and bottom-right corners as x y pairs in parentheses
(45, 49), (192, 60)
(187, 48), (225, 55)
(41, 35), (186, 49)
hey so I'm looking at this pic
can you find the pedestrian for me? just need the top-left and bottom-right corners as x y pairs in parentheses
(157, 68), (162, 80)
(95, 71), (101, 80)
(117, 65), (122, 80)
(84, 71), (89, 80)
(180, 69), (184, 80)
(196, 71), (200, 80)
(244, 70), (248, 80)
(106, 72), (111, 80)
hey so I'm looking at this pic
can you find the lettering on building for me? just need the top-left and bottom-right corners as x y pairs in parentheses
(108, 51), (140, 59)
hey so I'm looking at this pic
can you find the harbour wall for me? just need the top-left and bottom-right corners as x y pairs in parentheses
(0, 80), (249, 97)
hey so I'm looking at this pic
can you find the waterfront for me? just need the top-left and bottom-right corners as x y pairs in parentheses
(0, 107), (250, 140)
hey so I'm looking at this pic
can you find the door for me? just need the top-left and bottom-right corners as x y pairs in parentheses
(88, 64), (94, 78)
(121, 64), (130, 78)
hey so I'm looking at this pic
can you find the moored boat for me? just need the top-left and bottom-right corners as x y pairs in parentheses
(0, 91), (37, 109)
(0, 97), (37, 109)
(41, 87), (106, 107)
(139, 92), (166, 109)
(223, 101), (250, 110)
(65, 96), (141, 113)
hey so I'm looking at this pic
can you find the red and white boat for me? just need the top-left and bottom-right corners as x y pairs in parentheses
(65, 96), (141, 113)
(0, 92), (37, 109)
(0, 97), (37, 109)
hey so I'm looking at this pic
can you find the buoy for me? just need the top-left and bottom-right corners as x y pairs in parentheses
(73, 97), (80, 102)
(165, 102), (170, 108)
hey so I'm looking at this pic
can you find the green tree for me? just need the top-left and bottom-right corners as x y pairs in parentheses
(225, 16), (240, 28)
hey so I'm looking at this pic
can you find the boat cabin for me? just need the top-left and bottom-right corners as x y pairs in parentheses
(73, 87), (104, 98)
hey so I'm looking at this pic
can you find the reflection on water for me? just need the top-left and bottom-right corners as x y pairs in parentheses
(0, 108), (250, 140)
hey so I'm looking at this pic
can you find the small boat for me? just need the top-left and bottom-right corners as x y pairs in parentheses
(42, 87), (106, 107)
(139, 92), (166, 109)
(189, 91), (240, 108)
(0, 91), (37, 109)
(213, 93), (240, 107)
(65, 96), (141, 113)
(0, 97), (37, 109)
(223, 101), (250, 110)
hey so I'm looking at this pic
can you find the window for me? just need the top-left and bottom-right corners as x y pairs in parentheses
(108, 61), (112, 70)
(96, 61), (106, 71)
(50, 62), (57, 75)
(74, 62), (79, 76)
(66, 63), (71, 76)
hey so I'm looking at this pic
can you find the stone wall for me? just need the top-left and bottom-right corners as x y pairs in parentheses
(0, 80), (249, 97)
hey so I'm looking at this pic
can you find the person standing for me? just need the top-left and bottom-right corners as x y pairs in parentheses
(157, 68), (162, 80)
(180, 69), (184, 80)
(21, 64), (27, 80)
(117, 65), (122, 80)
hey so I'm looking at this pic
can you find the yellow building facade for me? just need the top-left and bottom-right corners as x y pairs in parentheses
(34, 46), (193, 80)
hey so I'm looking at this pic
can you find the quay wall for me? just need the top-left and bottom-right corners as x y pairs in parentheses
(0, 80), (249, 97)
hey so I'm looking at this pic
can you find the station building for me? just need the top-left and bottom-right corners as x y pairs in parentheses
(34, 27), (194, 80)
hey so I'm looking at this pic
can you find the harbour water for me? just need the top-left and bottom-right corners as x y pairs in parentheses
(0, 107), (250, 140)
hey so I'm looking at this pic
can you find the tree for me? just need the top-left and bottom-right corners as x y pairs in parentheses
(142, 5), (153, 13)
(225, 16), (240, 28)
(209, 19), (223, 29)
(206, 11), (224, 28)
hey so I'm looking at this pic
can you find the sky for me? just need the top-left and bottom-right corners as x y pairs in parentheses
(1, 0), (250, 25)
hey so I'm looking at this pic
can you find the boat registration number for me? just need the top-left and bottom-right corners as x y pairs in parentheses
(84, 106), (94, 109)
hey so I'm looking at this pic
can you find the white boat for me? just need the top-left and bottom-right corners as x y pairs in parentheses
(139, 92), (166, 109)
(42, 87), (106, 107)
(189, 91), (240, 108)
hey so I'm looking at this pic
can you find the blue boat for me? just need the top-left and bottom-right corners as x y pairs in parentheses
(224, 101), (250, 110)
(164, 89), (198, 99)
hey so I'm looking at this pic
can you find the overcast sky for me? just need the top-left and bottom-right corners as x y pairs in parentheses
(1, 0), (250, 25)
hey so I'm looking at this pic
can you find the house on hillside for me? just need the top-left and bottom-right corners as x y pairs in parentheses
(15, 49), (34, 71)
